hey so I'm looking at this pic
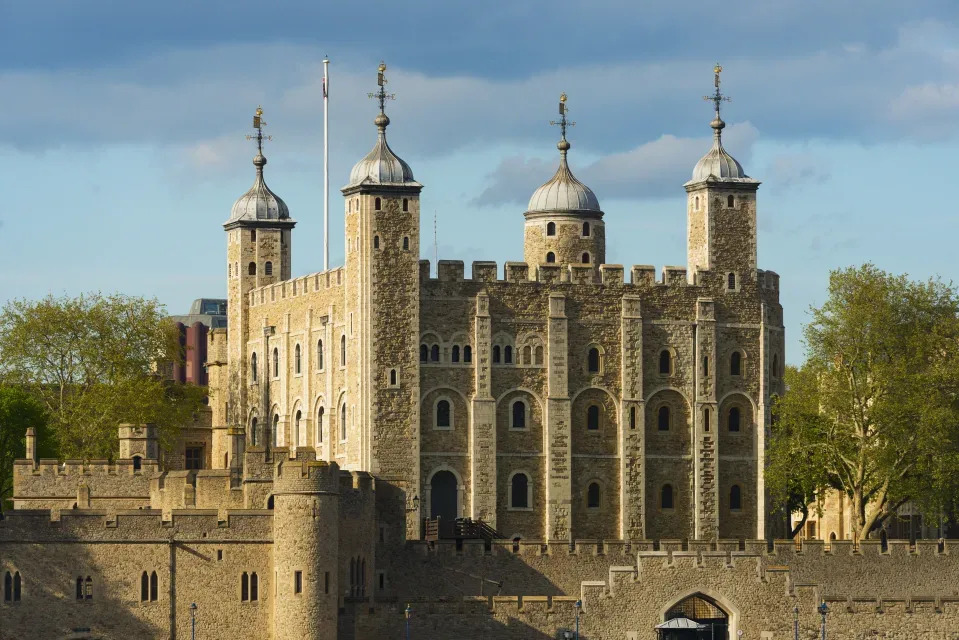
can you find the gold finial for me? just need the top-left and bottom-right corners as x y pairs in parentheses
(714, 63), (723, 75)
(378, 61), (387, 73)
(550, 92), (575, 149)
(560, 92), (567, 103)
(369, 61), (395, 115)
(704, 64), (731, 130)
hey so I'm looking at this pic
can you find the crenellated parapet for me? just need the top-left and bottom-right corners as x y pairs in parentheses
(248, 267), (345, 308)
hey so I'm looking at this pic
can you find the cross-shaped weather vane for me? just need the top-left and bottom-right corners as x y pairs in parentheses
(549, 93), (575, 140)
(367, 62), (396, 112)
(704, 64), (731, 118)
(246, 105), (273, 153)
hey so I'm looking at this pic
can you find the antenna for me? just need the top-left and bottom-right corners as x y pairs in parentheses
(433, 210), (438, 268)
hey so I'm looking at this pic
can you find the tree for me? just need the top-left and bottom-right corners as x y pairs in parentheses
(769, 265), (959, 541)
(0, 386), (47, 511)
(0, 293), (207, 460)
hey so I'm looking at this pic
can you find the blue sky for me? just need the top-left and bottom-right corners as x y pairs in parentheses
(2, 1), (959, 363)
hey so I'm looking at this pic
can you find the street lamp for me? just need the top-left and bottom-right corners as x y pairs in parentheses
(405, 603), (412, 640)
(818, 601), (829, 640)
(574, 599), (582, 640)
(406, 495), (419, 512)
(190, 602), (197, 640)
(793, 605), (799, 640)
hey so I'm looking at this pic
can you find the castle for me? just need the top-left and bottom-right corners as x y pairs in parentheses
(3, 65), (958, 640)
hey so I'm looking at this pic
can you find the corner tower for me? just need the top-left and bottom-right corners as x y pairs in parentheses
(341, 63), (423, 539)
(524, 94), (605, 275)
(222, 107), (295, 456)
(685, 66), (760, 285)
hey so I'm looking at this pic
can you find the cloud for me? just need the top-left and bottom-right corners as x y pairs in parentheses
(764, 152), (831, 192)
(472, 122), (759, 206)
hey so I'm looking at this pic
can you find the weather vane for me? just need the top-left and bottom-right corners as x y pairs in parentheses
(704, 63), (731, 118)
(246, 105), (272, 153)
(549, 92), (575, 140)
(367, 61), (396, 112)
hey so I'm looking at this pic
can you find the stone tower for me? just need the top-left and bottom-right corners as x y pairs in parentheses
(524, 94), (605, 276)
(685, 67), (760, 285)
(272, 453), (340, 640)
(222, 107), (296, 459)
(341, 64), (423, 538)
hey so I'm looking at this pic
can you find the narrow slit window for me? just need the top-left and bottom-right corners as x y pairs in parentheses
(504, 345), (513, 364)
(512, 401), (526, 429)
(341, 335), (347, 366)
(659, 350), (671, 375)
(294, 344), (301, 374)
(587, 482), (600, 508)
(150, 571), (158, 602)
(251, 352), (258, 382)
(317, 340), (324, 370)
(294, 571), (302, 595)
(629, 406), (636, 430)
(402, 198), (409, 212)
(511, 473), (529, 509)
(374, 197), (381, 210)
(534, 345), (543, 365)
(452, 345), (460, 362)
(730, 351), (742, 376)
(586, 405), (600, 430)
(140, 572), (149, 602)
(373, 235), (380, 249)
(248, 262), (257, 276)
(658, 406), (670, 431)
(250, 572), (258, 601)
(464, 345), (472, 362)
(317, 407), (324, 444)
(727, 195), (735, 207)
(728, 407), (741, 432)
(272, 348), (279, 377)
(661, 484), (674, 509)
(727, 272), (736, 290)
(389, 369), (397, 386)
(582, 252), (590, 264)
(430, 344), (440, 362)
(730, 485), (742, 511)
(420, 344), (428, 363)
(582, 221), (590, 237)
(587, 347), (600, 373)
(402, 236), (410, 250)
(340, 404), (347, 440)
(493, 345), (501, 363)
(523, 345), (531, 365)
(435, 400), (451, 428)
(265, 261), (273, 276)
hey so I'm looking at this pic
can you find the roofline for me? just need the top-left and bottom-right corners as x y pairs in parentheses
(223, 218), (298, 231)
(340, 183), (424, 196)
(524, 209), (605, 220)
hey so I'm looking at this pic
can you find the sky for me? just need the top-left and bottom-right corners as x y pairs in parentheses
(2, 1), (959, 363)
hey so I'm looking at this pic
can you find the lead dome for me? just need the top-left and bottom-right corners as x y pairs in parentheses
(228, 153), (291, 223)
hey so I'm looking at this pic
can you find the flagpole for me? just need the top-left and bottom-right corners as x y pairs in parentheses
(323, 57), (330, 272)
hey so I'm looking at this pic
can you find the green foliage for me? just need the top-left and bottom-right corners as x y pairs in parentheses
(0, 293), (207, 460)
(770, 264), (959, 539)
(0, 386), (47, 509)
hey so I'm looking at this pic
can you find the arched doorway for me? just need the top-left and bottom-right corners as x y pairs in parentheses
(430, 470), (458, 527)
(658, 593), (729, 639)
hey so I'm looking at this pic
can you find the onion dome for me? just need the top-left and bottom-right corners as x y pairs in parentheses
(345, 63), (420, 189)
(527, 94), (601, 214)
(687, 64), (756, 185)
(227, 152), (291, 223)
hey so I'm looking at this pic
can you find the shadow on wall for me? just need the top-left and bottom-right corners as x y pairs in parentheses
(0, 514), (165, 640)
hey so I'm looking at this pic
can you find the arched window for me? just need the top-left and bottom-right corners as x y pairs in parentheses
(658, 406), (670, 431)
(464, 345), (473, 362)
(546, 221), (556, 236)
(587, 405), (600, 430)
(140, 571), (149, 602)
(402, 198), (409, 212)
(402, 236), (410, 250)
(430, 344), (440, 362)
(587, 347), (600, 373)
(522, 345), (531, 365)
(727, 272), (736, 290)
(728, 407), (741, 432)
(374, 197), (381, 210)
(250, 417), (258, 446)
(420, 344), (428, 363)
(772, 354), (780, 379)
(435, 399), (451, 429)
(659, 350), (671, 375)
(452, 345), (460, 362)
(317, 339), (324, 370)
(587, 482), (600, 508)
(694, 196), (700, 209)
(582, 221), (590, 237)
(294, 410), (303, 446)
(389, 369), (397, 386)
(661, 484), (674, 509)
(727, 195), (735, 207)
(251, 229), (257, 241)
(511, 400), (526, 429)
(729, 485), (742, 511)
(493, 345), (501, 363)
(534, 345), (543, 365)
(510, 473), (530, 509)
(730, 351), (742, 376)
(251, 352), (258, 382)
(272, 348), (279, 378)
(272, 414), (279, 447)
(373, 235), (380, 249)
(341, 335), (347, 366)
(546, 252), (555, 263)
(12, 572), (19, 602)
(248, 262), (257, 276)
(294, 344), (301, 374)
(265, 261), (273, 276)
(582, 252), (590, 264)
(4, 572), (11, 602)
(250, 573), (258, 601)
(504, 345), (513, 364)
(340, 404), (347, 440)
(317, 407), (325, 444)
(149, 571), (158, 601)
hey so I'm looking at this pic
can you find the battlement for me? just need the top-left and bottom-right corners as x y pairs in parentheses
(417, 259), (710, 288)
(249, 267), (345, 308)
(272, 447), (342, 494)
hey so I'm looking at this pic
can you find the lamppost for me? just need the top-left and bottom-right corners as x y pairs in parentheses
(190, 602), (197, 640)
(405, 603), (412, 640)
(574, 599), (582, 640)
(793, 605), (799, 640)
(818, 601), (829, 640)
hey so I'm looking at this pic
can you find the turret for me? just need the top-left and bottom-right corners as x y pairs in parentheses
(685, 66), (760, 286)
(524, 93), (605, 277)
(223, 107), (295, 452)
(340, 63), (422, 538)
